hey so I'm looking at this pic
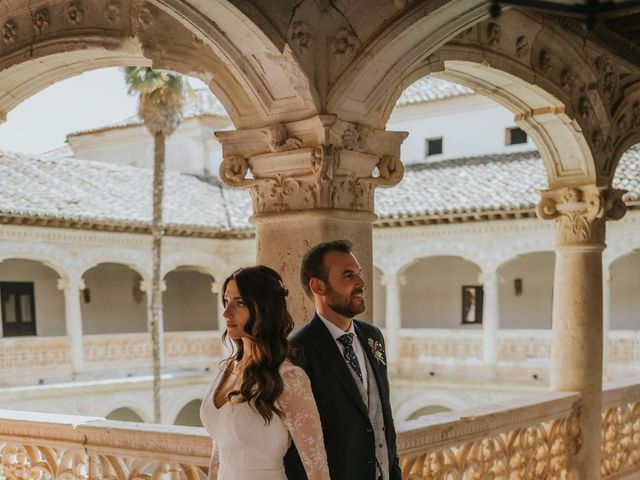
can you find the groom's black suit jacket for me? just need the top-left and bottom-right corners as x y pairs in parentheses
(284, 314), (402, 480)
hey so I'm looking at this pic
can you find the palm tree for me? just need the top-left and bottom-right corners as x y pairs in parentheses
(124, 67), (186, 423)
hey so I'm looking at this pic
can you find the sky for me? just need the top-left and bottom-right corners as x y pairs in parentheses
(0, 68), (207, 155)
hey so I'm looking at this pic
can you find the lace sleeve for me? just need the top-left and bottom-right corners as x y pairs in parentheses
(207, 444), (219, 480)
(279, 366), (330, 480)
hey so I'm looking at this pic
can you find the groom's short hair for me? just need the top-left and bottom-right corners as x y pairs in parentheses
(300, 240), (353, 298)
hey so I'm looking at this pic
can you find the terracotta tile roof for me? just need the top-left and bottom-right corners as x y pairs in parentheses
(0, 147), (638, 235)
(0, 151), (252, 236)
(395, 78), (474, 107)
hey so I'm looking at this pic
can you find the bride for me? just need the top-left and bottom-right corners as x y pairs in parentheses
(200, 266), (330, 480)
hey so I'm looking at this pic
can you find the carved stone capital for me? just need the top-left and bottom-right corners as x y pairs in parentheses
(57, 278), (86, 292)
(536, 186), (626, 247)
(216, 116), (408, 215)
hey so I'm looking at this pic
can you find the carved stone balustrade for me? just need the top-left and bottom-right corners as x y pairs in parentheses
(1, 384), (640, 479)
(397, 391), (581, 479)
(601, 382), (640, 479)
(0, 331), (224, 386)
(0, 410), (211, 479)
(395, 329), (640, 382)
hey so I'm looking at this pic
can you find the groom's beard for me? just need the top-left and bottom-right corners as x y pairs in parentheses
(326, 285), (366, 319)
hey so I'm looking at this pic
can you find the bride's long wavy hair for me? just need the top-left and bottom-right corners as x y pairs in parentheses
(221, 265), (294, 423)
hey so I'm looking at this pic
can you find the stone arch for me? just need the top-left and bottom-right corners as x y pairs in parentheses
(401, 255), (483, 329)
(331, 7), (640, 187)
(162, 252), (228, 282)
(0, 245), (72, 282)
(106, 406), (146, 423)
(81, 263), (148, 334)
(0, 0), (319, 128)
(395, 245), (487, 278)
(608, 250), (640, 330)
(394, 390), (469, 421)
(77, 249), (150, 281)
(173, 399), (203, 427)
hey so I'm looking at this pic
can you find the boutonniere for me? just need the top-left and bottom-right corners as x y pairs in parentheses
(368, 338), (386, 366)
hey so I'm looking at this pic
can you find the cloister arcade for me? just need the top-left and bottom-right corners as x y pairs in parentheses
(1, 0), (640, 478)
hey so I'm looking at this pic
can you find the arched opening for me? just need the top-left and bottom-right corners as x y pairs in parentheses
(81, 263), (147, 334)
(0, 259), (64, 337)
(164, 269), (217, 332)
(372, 266), (386, 328)
(401, 256), (481, 329)
(173, 399), (203, 427)
(499, 252), (555, 330)
(106, 407), (145, 423)
(610, 251), (640, 330)
(407, 405), (452, 420)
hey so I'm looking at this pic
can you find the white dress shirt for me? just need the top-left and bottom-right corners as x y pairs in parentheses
(317, 312), (369, 392)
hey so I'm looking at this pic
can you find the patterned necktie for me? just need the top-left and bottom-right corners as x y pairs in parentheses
(337, 333), (363, 382)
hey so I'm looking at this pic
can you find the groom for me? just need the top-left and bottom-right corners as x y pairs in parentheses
(284, 240), (401, 480)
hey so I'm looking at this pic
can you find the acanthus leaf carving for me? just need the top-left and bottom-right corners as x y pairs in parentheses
(536, 186), (626, 245)
(266, 124), (302, 152)
(342, 124), (372, 151)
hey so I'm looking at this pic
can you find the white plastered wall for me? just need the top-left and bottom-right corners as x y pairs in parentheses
(164, 270), (218, 332)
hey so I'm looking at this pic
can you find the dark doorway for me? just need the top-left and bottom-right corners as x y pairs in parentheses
(1, 282), (36, 336)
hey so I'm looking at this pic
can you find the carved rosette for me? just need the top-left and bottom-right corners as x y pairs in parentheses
(536, 186), (626, 246)
(216, 117), (407, 216)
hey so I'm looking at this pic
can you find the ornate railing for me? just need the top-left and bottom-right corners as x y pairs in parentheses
(396, 391), (581, 479)
(398, 329), (640, 378)
(1, 384), (640, 479)
(0, 410), (211, 480)
(83, 331), (223, 370)
(601, 382), (640, 479)
(399, 329), (483, 364)
(0, 332), (224, 385)
(0, 336), (72, 384)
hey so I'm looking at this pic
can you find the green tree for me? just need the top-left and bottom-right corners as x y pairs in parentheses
(124, 67), (186, 423)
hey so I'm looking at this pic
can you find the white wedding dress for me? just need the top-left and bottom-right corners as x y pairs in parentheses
(200, 361), (330, 480)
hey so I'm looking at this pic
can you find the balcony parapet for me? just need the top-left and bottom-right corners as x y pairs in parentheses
(601, 381), (640, 478)
(0, 331), (224, 386)
(1, 384), (639, 479)
(397, 391), (580, 478)
(0, 409), (211, 479)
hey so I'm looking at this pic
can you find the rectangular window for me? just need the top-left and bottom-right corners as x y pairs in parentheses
(506, 127), (528, 145)
(0, 282), (36, 337)
(461, 285), (484, 325)
(425, 137), (443, 157)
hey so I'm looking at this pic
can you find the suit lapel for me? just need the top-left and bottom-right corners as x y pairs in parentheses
(354, 321), (387, 407)
(307, 315), (369, 418)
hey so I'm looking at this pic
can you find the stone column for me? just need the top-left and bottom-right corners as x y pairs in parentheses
(216, 116), (407, 325)
(603, 268), (611, 378)
(537, 185), (626, 479)
(381, 273), (404, 365)
(57, 277), (86, 376)
(211, 281), (226, 332)
(480, 269), (500, 368)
